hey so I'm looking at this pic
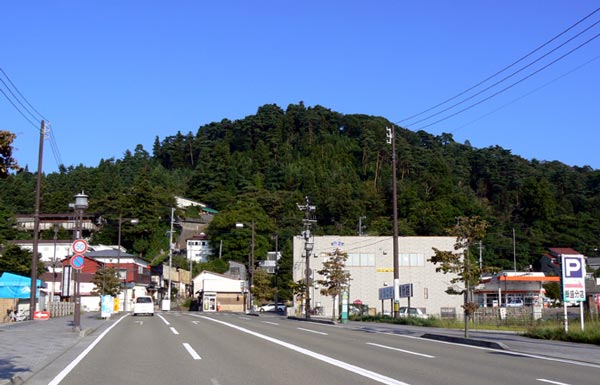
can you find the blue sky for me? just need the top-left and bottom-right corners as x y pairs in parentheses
(2, 1), (599, 173)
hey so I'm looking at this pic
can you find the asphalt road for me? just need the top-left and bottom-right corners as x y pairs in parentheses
(24, 312), (600, 385)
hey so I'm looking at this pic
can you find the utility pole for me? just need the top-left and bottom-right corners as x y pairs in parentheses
(478, 241), (484, 270)
(358, 216), (366, 236)
(386, 125), (400, 318)
(164, 207), (175, 311)
(30, 120), (45, 320)
(513, 228), (517, 272)
(297, 196), (316, 319)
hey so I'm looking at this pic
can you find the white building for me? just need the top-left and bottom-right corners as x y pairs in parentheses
(192, 271), (245, 312)
(186, 233), (212, 263)
(293, 236), (463, 318)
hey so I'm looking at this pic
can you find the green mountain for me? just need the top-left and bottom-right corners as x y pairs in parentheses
(3, 102), (600, 275)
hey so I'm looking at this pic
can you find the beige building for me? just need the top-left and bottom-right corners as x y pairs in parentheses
(293, 236), (463, 318)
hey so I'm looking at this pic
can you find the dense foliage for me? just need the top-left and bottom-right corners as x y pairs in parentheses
(2, 103), (600, 286)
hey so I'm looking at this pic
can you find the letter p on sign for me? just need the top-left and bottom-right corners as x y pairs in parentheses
(564, 257), (582, 278)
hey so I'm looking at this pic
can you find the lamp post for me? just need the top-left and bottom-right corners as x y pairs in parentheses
(117, 215), (138, 312)
(235, 222), (255, 313)
(70, 191), (88, 331)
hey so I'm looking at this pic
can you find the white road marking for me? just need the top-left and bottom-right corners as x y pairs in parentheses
(537, 380), (572, 385)
(170, 327), (179, 335)
(134, 321), (144, 326)
(200, 315), (410, 385)
(364, 329), (600, 369)
(158, 314), (170, 325)
(183, 343), (202, 360)
(192, 321), (200, 325)
(48, 314), (129, 385)
(297, 327), (328, 336)
(239, 316), (251, 320)
(366, 342), (435, 358)
(262, 321), (279, 326)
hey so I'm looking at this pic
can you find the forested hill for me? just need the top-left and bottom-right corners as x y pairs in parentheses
(2, 102), (600, 271)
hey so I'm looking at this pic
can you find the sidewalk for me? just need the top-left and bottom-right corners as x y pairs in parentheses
(0, 313), (114, 385)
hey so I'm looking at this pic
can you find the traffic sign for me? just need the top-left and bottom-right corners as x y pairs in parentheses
(70, 254), (85, 270)
(33, 311), (50, 320)
(72, 239), (88, 255)
(561, 254), (586, 303)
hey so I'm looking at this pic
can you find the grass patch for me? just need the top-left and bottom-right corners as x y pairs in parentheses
(524, 321), (600, 345)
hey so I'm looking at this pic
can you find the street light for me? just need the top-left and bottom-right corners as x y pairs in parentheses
(235, 222), (255, 313)
(117, 215), (138, 312)
(69, 191), (88, 331)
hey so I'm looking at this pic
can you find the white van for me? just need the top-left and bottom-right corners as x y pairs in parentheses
(133, 296), (154, 316)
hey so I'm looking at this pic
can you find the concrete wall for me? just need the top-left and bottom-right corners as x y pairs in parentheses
(293, 236), (464, 317)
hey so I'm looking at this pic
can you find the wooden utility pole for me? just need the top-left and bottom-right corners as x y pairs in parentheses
(29, 120), (45, 319)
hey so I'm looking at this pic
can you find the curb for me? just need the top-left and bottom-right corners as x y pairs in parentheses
(421, 333), (510, 350)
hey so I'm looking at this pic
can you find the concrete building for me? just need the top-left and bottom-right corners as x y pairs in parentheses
(293, 235), (463, 318)
(474, 271), (560, 307)
(192, 271), (245, 312)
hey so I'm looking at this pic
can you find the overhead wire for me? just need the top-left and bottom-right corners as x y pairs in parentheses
(0, 67), (63, 169)
(406, 18), (600, 129)
(449, 54), (600, 134)
(397, 6), (600, 129)
(414, 30), (600, 131)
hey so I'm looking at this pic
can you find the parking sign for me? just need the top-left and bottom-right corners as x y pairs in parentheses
(561, 254), (586, 303)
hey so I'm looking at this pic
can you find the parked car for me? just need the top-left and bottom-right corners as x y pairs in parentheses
(258, 303), (286, 312)
(398, 307), (427, 319)
(133, 296), (155, 316)
(505, 298), (524, 307)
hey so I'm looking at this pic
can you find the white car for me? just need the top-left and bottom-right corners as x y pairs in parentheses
(133, 296), (155, 316)
(398, 307), (427, 319)
(258, 303), (286, 312)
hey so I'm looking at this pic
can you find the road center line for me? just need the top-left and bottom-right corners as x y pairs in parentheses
(262, 321), (279, 325)
(297, 327), (328, 335)
(199, 315), (410, 385)
(158, 314), (170, 325)
(366, 342), (435, 358)
(537, 380), (572, 385)
(183, 343), (202, 360)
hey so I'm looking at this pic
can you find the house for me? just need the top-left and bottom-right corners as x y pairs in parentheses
(84, 249), (152, 312)
(293, 236), (464, 318)
(474, 271), (560, 307)
(192, 271), (245, 312)
(186, 233), (212, 263)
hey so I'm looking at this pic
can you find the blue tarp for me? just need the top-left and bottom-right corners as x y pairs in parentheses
(0, 272), (42, 299)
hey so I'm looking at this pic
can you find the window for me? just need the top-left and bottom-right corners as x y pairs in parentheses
(399, 253), (424, 267)
(346, 254), (375, 267)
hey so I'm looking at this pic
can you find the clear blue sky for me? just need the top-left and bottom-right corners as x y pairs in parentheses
(2, 1), (599, 173)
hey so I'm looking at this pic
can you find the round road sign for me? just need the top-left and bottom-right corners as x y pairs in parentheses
(71, 255), (85, 270)
(72, 239), (88, 255)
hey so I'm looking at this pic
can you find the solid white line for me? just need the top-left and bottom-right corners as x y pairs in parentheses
(200, 316), (410, 385)
(183, 343), (202, 360)
(170, 327), (179, 335)
(262, 321), (279, 326)
(297, 327), (328, 336)
(48, 314), (129, 385)
(364, 329), (600, 369)
(366, 342), (435, 358)
(537, 379), (572, 385)
(158, 314), (170, 325)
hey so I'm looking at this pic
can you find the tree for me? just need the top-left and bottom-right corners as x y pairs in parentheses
(0, 243), (44, 276)
(317, 248), (351, 321)
(429, 216), (488, 337)
(252, 268), (275, 305)
(0, 131), (19, 178)
(91, 267), (121, 296)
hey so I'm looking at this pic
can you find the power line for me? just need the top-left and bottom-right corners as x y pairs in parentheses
(0, 67), (64, 169)
(414, 31), (600, 131)
(397, 6), (600, 127)
(449, 55), (600, 134)
(406, 17), (600, 129)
